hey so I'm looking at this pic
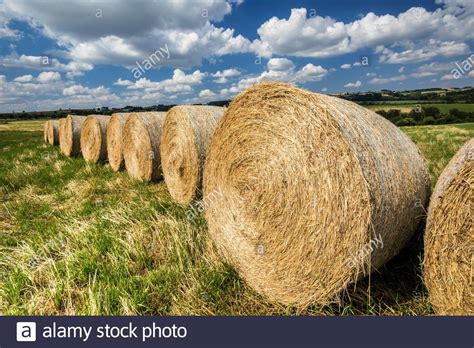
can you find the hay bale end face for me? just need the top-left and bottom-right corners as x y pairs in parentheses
(122, 112), (167, 181)
(80, 115), (110, 163)
(60, 115), (87, 157)
(424, 139), (473, 315)
(43, 121), (49, 143)
(203, 82), (431, 307)
(106, 113), (132, 171)
(58, 118), (66, 145)
(47, 119), (60, 145)
(161, 105), (224, 204)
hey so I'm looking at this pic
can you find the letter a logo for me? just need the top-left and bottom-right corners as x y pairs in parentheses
(17, 322), (36, 342)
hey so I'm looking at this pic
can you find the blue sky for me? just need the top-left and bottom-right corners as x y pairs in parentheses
(0, 0), (473, 112)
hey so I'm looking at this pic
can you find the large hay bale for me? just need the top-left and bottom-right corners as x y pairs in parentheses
(122, 112), (167, 181)
(203, 82), (431, 307)
(80, 115), (110, 163)
(160, 105), (224, 204)
(424, 139), (473, 315)
(106, 113), (132, 172)
(60, 115), (86, 157)
(43, 121), (49, 143)
(47, 119), (60, 145)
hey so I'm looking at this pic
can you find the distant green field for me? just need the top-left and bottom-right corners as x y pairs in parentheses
(401, 122), (474, 184)
(365, 103), (474, 113)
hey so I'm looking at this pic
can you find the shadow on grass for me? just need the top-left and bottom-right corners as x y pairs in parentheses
(321, 221), (430, 315)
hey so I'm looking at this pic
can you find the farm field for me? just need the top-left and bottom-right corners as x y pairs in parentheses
(0, 120), (473, 315)
(364, 102), (474, 114)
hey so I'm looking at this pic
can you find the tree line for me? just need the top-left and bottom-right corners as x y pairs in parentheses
(376, 107), (474, 126)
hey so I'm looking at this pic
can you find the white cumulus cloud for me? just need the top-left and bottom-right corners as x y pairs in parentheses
(3, 0), (250, 69)
(13, 74), (33, 82)
(115, 69), (206, 95)
(250, 3), (473, 60)
(199, 89), (216, 99)
(220, 58), (328, 97)
(37, 71), (61, 83)
(344, 80), (362, 88)
(369, 75), (407, 84)
(378, 40), (470, 64)
(63, 84), (109, 96)
(212, 68), (241, 83)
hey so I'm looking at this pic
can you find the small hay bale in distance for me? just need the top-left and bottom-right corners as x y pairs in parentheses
(106, 113), (132, 171)
(43, 121), (49, 143)
(160, 105), (224, 204)
(58, 118), (66, 144)
(122, 112), (167, 181)
(424, 139), (473, 315)
(47, 119), (60, 145)
(203, 81), (431, 307)
(60, 115), (87, 157)
(80, 115), (110, 163)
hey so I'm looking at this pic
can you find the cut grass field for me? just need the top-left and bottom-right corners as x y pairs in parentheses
(364, 103), (474, 114)
(0, 120), (473, 315)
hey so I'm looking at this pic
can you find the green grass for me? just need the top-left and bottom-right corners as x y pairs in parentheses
(365, 103), (474, 113)
(401, 123), (474, 184)
(0, 120), (472, 315)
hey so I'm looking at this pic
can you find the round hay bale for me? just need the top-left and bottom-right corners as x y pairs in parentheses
(160, 105), (224, 204)
(122, 112), (167, 181)
(203, 82), (431, 307)
(106, 113), (132, 172)
(80, 115), (110, 163)
(58, 118), (66, 144)
(424, 139), (473, 315)
(47, 119), (60, 145)
(43, 121), (49, 143)
(60, 115), (87, 157)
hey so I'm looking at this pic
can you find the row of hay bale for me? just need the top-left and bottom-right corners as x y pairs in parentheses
(44, 119), (60, 145)
(43, 81), (472, 315)
(46, 108), (225, 202)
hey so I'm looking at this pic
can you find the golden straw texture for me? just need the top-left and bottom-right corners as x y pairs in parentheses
(60, 115), (86, 157)
(58, 118), (66, 146)
(122, 112), (167, 181)
(43, 121), (49, 143)
(203, 82), (431, 307)
(80, 115), (110, 163)
(106, 113), (132, 171)
(424, 139), (473, 315)
(47, 120), (60, 145)
(161, 105), (224, 204)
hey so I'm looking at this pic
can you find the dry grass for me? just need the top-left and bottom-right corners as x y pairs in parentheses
(0, 119), (47, 132)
